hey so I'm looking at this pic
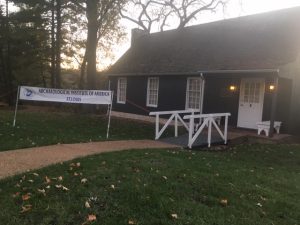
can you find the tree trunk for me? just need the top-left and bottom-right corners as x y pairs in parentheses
(79, 51), (87, 89)
(55, 0), (61, 88)
(0, 46), (7, 93)
(86, 0), (98, 89)
(5, 0), (13, 105)
(50, 0), (56, 88)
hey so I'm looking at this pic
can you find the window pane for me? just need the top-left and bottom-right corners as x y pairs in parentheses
(117, 78), (127, 103)
(186, 78), (202, 110)
(147, 78), (159, 106)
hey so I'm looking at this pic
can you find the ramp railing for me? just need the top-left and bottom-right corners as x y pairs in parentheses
(149, 109), (199, 140)
(183, 113), (231, 148)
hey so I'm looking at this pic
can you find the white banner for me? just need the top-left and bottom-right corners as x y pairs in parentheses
(19, 86), (112, 105)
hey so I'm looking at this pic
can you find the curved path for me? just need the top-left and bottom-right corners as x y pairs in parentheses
(0, 140), (179, 179)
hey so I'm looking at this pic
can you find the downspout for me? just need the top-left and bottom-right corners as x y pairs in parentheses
(269, 70), (280, 137)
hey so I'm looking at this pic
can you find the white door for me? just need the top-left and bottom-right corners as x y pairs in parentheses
(237, 78), (265, 129)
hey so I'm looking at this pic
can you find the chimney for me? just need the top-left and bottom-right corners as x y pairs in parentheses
(131, 28), (148, 46)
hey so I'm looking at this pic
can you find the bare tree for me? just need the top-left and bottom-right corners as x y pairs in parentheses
(70, 0), (126, 89)
(120, 0), (166, 32)
(121, 0), (228, 32)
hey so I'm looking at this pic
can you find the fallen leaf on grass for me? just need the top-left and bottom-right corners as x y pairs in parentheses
(85, 201), (91, 208)
(220, 199), (228, 206)
(81, 178), (88, 184)
(128, 219), (136, 224)
(12, 192), (20, 198)
(111, 185), (115, 189)
(46, 185), (51, 189)
(58, 176), (63, 181)
(32, 173), (39, 177)
(55, 185), (69, 191)
(62, 186), (69, 191)
(45, 176), (51, 184)
(22, 193), (31, 201)
(260, 196), (267, 201)
(76, 162), (81, 167)
(20, 204), (32, 213)
(28, 179), (34, 183)
(171, 213), (178, 219)
(37, 189), (46, 196)
(132, 167), (140, 173)
(162, 176), (168, 180)
(22, 175), (26, 181)
(87, 214), (96, 222)
(256, 203), (263, 207)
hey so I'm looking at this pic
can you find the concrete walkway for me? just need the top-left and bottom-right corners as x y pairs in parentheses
(0, 140), (179, 179)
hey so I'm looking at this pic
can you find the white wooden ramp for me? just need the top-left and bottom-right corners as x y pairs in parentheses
(150, 110), (231, 148)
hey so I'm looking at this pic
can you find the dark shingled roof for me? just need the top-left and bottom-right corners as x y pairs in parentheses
(108, 7), (300, 75)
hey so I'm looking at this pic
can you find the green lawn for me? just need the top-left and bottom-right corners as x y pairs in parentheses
(0, 110), (156, 151)
(0, 144), (299, 225)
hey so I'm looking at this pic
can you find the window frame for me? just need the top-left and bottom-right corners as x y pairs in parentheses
(146, 77), (159, 107)
(117, 78), (127, 104)
(185, 77), (203, 111)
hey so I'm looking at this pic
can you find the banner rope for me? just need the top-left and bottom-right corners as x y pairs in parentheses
(125, 98), (150, 113)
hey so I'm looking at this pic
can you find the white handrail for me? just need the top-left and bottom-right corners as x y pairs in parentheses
(149, 109), (200, 140)
(183, 113), (231, 119)
(184, 113), (231, 148)
(150, 109), (199, 116)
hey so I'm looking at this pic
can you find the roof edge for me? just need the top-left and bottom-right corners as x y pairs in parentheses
(106, 69), (280, 77)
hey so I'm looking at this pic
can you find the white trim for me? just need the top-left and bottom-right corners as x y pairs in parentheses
(146, 77), (159, 107)
(117, 78), (127, 104)
(149, 109), (199, 140)
(184, 113), (231, 148)
(185, 77), (203, 110)
(200, 75), (205, 114)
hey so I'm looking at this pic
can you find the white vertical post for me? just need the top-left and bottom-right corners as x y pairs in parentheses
(13, 86), (20, 127)
(174, 114), (178, 137)
(200, 73), (205, 114)
(188, 117), (194, 148)
(207, 116), (212, 147)
(224, 115), (229, 144)
(107, 80), (111, 116)
(155, 114), (159, 140)
(106, 91), (114, 139)
(191, 111), (195, 133)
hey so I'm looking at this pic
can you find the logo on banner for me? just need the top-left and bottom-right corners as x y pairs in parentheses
(24, 88), (34, 97)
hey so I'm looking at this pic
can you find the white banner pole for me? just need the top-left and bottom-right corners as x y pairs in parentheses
(13, 86), (20, 127)
(106, 91), (114, 139)
(106, 80), (111, 116)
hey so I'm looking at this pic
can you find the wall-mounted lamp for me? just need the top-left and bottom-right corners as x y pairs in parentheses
(269, 85), (275, 91)
(229, 85), (237, 92)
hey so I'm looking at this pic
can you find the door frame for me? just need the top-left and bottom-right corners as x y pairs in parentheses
(237, 78), (265, 129)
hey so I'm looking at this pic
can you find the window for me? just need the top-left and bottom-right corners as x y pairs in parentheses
(243, 82), (261, 103)
(186, 77), (203, 110)
(117, 78), (127, 104)
(147, 77), (159, 107)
